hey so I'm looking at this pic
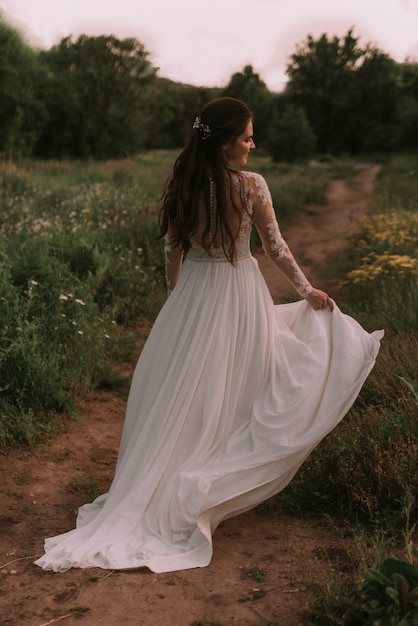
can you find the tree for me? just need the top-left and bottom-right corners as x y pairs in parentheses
(394, 62), (418, 150)
(285, 29), (398, 154)
(0, 17), (46, 155)
(222, 65), (274, 145)
(286, 29), (362, 153)
(35, 35), (156, 158)
(265, 106), (316, 162)
(141, 79), (217, 149)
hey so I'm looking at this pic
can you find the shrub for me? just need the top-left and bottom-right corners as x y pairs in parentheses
(265, 105), (316, 163)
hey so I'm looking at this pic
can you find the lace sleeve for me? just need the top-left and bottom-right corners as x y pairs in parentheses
(164, 230), (183, 296)
(250, 174), (313, 298)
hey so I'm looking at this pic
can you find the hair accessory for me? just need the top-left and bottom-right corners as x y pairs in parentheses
(192, 116), (211, 140)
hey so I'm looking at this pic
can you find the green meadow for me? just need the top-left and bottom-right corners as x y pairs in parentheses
(0, 151), (357, 447)
(1, 152), (417, 622)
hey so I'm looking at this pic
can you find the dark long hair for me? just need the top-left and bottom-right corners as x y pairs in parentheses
(158, 97), (253, 262)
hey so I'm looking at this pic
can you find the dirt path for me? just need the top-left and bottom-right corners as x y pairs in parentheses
(256, 164), (381, 302)
(0, 166), (380, 626)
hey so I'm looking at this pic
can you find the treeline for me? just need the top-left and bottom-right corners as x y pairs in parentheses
(1, 16), (418, 160)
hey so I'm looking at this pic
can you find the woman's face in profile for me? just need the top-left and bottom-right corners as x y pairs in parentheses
(223, 120), (256, 165)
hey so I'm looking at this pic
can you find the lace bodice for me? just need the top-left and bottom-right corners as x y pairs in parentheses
(164, 171), (312, 298)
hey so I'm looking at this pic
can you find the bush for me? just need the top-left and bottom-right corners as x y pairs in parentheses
(265, 105), (316, 162)
(0, 157), (167, 446)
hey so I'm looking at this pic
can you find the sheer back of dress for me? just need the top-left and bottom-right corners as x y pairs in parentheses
(167, 170), (313, 298)
(188, 172), (253, 261)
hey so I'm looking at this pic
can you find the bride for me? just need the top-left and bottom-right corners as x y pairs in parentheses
(35, 97), (383, 573)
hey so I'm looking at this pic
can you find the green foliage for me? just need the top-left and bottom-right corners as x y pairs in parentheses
(222, 64), (275, 145)
(341, 161), (418, 334)
(395, 63), (418, 150)
(35, 34), (156, 158)
(0, 152), (341, 447)
(353, 51), (399, 153)
(311, 553), (418, 626)
(66, 473), (109, 502)
(1, 15), (418, 160)
(142, 79), (217, 149)
(265, 105), (316, 162)
(0, 156), (167, 446)
(282, 155), (418, 527)
(398, 377), (418, 405)
(342, 555), (418, 625)
(0, 254), (113, 445)
(0, 18), (46, 154)
(285, 28), (399, 155)
(240, 566), (268, 582)
(256, 157), (365, 222)
(373, 155), (418, 212)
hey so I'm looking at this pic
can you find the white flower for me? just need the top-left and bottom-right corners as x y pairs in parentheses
(75, 299), (85, 306)
(30, 280), (38, 286)
(59, 294), (68, 301)
(77, 330), (84, 335)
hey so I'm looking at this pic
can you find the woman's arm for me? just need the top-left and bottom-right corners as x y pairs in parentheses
(251, 175), (333, 311)
(164, 230), (183, 295)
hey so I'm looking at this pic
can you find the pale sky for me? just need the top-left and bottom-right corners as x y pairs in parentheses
(1, 0), (418, 92)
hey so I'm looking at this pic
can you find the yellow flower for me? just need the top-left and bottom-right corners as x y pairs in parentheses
(345, 253), (418, 286)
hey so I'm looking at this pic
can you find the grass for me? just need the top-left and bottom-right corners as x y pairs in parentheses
(0, 152), (352, 447)
(278, 154), (418, 624)
(0, 154), (171, 446)
(1, 150), (417, 623)
(240, 566), (268, 582)
(66, 473), (110, 502)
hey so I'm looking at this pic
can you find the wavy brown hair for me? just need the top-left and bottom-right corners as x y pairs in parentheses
(158, 97), (253, 262)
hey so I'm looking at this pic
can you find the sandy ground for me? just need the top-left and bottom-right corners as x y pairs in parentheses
(0, 165), (380, 626)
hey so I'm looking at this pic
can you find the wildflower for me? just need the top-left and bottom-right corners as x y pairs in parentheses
(75, 299), (85, 306)
(345, 252), (418, 285)
(77, 330), (84, 335)
(30, 280), (38, 286)
(59, 294), (68, 301)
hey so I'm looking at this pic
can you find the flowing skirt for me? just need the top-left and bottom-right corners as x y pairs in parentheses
(35, 255), (383, 573)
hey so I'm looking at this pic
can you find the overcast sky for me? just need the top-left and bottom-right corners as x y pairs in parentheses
(1, 0), (418, 91)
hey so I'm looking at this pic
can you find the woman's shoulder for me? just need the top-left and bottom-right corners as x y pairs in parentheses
(231, 169), (268, 189)
(233, 170), (271, 201)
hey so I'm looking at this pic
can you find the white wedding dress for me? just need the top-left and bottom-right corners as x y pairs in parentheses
(35, 172), (383, 573)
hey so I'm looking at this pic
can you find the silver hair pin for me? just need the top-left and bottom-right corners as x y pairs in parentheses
(193, 116), (211, 140)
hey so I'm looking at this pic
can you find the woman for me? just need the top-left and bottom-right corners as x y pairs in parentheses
(35, 98), (383, 574)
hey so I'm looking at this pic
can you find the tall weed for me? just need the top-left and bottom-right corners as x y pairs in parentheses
(278, 153), (418, 625)
(283, 154), (418, 526)
(0, 156), (167, 445)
